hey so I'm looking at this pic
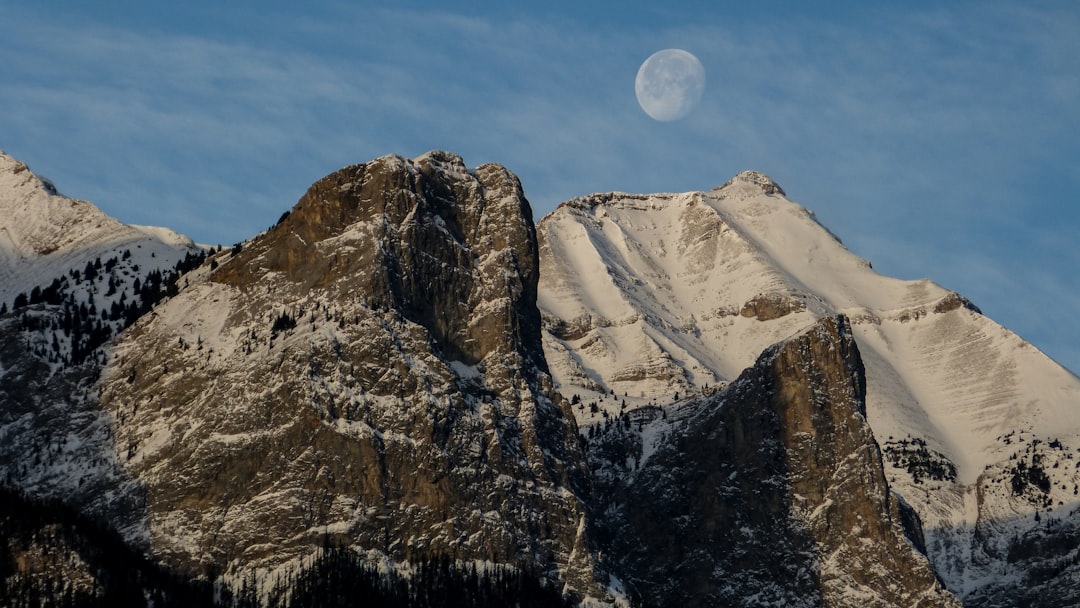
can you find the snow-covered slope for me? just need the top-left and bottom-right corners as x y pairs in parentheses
(0, 150), (199, 311)
(538, 170), (1080, 601)
(0, 150), (205, 539)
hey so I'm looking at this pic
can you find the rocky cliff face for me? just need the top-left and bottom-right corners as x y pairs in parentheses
(592, 315), (959, 607)
(96, 151), (599, 593)
(214, 151), (544, 368)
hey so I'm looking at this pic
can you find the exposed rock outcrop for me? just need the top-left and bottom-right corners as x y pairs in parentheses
(214, 151), (543, 367)
(98, 152), (600, 594)
(932, 292), (981, 315)
(596, 316), (959, 607)
(716, 170), (786, 196)
(739, 291), (807, 321)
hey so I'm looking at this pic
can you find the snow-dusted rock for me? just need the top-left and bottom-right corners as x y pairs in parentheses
(4, 148), (1079, 606)
(592, 315), (960, 607)
(95, 151), (601, 595)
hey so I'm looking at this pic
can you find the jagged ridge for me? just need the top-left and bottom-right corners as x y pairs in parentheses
(3, 149), (1079, 606)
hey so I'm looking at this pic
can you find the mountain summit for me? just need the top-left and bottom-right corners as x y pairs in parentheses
(2, 150), (1079, 606)
(0, 150), (197, 308)
(538, 174), (1080, 606)
(95, 151), (600, 591)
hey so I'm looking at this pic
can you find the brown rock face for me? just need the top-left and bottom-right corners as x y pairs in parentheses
(932, 292), (981, 315)
(739, 291), (807, 321)
(599, 316), (959, 607)
(215, 151), (542, 367)
(99, 152), (598, 594)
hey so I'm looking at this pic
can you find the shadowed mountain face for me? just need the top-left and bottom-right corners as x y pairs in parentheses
(592, 316), (959, 608)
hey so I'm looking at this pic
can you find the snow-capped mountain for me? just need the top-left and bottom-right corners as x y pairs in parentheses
(0, 149), (207, 369)
(0, 150), (199, 309)
(2, 149), (1078, 607)
(93, 151), (601, 595)
(538, 171), (1080, 605)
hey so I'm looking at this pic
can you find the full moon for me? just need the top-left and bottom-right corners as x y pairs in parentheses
(635, 49), (706, 122)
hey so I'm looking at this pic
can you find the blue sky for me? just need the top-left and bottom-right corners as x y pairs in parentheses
(1, 1), (1078, 373)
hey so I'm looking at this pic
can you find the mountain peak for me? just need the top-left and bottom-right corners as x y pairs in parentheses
(412, 149), (468, 171)
(215, 151), (540, 367)
(716, 170), (786, 196)
(0, 150), (194, 259)
(0, 150), (201, 316)
(0, 149), (61, 199)
(83, 151), (598, 592)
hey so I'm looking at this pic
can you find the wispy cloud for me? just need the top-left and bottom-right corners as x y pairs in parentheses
(0, 1), (1076, 370)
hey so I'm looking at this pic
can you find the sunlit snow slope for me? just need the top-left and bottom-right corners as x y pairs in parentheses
(0, 150), (198, 309)
(538, 170), (1080, 598)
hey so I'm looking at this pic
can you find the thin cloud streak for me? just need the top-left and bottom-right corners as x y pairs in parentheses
(0, 2), (1076, 372)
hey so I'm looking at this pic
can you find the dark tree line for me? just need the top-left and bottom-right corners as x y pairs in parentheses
(5, 250), (209, 364)
(245, 548), (576, 608)
(882, 437), (958, 485)
(0, 488), (216, 608)
(2, 488), (574, 608)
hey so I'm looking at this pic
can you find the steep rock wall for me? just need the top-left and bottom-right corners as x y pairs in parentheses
(599, 316), (959, 607)
(98, 152), (599, 594)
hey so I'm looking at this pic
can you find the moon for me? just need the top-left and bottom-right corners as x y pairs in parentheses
(635, 49), (706, 122)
